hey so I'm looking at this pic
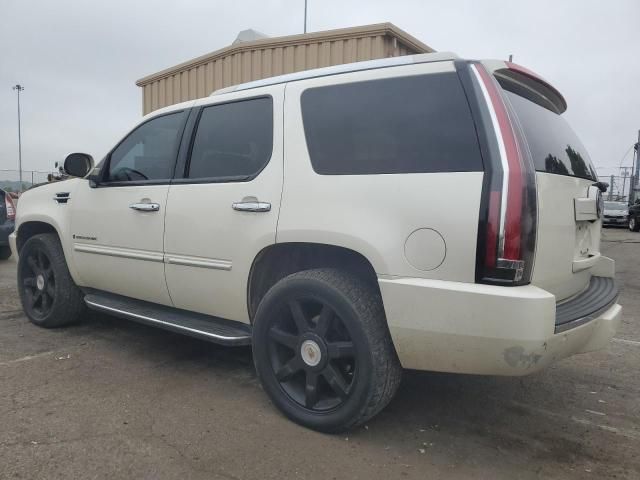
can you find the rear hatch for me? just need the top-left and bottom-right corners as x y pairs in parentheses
(496, 66), (602, 301)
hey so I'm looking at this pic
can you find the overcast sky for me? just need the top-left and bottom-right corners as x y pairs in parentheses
(1, 0), (638, 179)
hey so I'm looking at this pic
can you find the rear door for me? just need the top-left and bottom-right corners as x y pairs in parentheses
(503, 88), (601, 301)
(163, 86), (284, 323)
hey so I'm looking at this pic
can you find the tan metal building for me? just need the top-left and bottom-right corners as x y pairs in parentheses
(136, 23), (434, 115)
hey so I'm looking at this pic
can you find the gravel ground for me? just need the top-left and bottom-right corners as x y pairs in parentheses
(1, 227), (638, 479)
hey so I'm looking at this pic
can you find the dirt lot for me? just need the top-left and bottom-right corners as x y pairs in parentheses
(1, 228), (639, 480)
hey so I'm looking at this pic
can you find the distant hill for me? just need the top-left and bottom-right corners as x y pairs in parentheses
(0, 180), (32, 192)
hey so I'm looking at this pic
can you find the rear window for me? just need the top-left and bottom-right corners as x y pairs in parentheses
(301, 73), (483, 175)
(188, 97), (273, 180)
(505, 91), (596, 181)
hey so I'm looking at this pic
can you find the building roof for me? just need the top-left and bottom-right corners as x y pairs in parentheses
(211, 52), (459, 96)
(136, 23), (433, 87)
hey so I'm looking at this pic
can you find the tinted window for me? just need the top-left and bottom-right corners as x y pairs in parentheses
(301, 73), (483, 175)
(188, 97), (273, 179)
(108, 112), (186, 182)
(505, 91), (596, 181)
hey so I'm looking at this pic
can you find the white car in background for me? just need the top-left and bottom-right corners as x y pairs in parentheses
(9, 53), (621, 432)
(602, 201), (628, 227)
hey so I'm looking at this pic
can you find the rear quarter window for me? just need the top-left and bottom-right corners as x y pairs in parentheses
(300, 72), (483, 175)
(505, 91), (596, 181)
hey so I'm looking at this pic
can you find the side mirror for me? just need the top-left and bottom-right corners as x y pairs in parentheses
(592, 181), (608, 193)
(63, 153), (94, 178)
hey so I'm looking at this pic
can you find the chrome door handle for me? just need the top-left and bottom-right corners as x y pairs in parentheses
(130, 202), (160, 212)
(232, 201), (271, 212)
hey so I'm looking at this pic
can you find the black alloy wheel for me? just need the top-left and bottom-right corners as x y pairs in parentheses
(268, 296), (356, 411)
(20, 246), (56, 320)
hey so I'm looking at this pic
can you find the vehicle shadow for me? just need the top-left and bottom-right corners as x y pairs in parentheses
(67, 310), (635, 478)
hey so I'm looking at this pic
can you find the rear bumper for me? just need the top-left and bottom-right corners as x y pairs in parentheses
(0, 221), (14, 246)
(379, 273), (621, 376)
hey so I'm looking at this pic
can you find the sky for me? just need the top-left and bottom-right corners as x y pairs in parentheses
(0, 0), (638, 180)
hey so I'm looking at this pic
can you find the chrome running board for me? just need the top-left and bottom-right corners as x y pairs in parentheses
(84, 290), (252, 346)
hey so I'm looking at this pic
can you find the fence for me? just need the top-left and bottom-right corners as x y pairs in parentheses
(0, 169), (56, 192)
(598, 175), (640, 203)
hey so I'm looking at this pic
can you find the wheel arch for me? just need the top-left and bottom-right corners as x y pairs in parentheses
(16, 221), (61, 253)
(247, 242), (380, 321)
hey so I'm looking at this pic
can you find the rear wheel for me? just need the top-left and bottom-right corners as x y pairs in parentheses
(252, 268), (402, 432)
(629, 216), (640, 232)
(0, 246), (11, 260)
(18, 233), (86, 328)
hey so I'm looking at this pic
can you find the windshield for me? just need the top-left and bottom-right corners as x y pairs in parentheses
(505, 91), (597, 181)
(604, 202), (627, 210)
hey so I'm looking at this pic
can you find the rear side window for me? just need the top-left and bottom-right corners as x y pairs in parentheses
(187, 97), (273, 180)
(505, 91), (596, 181)
(301, 73), (483, 175)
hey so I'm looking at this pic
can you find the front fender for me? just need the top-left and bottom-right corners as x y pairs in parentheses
(15, 179), (84, 284)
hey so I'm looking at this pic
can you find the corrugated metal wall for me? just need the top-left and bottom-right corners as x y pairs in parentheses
(138, 25), (430, 115)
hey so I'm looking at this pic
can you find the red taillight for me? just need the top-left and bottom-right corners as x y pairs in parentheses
(5, 194), (16, 221)
(470, 63), (536, 284)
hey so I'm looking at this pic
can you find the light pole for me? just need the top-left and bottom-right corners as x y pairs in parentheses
(12, 84), (24, 191)
(304, 0), (308, 33)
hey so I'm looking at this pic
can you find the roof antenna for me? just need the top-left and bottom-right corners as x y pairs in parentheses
(508, 54), (513, 62)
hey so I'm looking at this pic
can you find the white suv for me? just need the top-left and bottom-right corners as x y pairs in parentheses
(9, 52), (621, 432)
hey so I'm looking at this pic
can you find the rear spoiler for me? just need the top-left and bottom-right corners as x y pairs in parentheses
(481, 60), (567, 114)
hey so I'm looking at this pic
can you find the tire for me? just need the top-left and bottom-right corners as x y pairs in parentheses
(629, 216), (640, 232)
(0, 246), (11, 260)
(252, 268), (402, 432)
(17, 233), (86, 328)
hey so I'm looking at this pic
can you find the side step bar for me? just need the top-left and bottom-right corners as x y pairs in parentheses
(84, 291), (252, 346)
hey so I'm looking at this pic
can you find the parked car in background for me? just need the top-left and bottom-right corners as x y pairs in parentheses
(628, 199), (640, 231)
(0, 188), (16, 260)
(9, 53), (622, 432)
(603, 201), (629, 227)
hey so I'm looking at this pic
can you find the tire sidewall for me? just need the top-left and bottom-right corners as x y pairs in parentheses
(253, 274), (376, 432)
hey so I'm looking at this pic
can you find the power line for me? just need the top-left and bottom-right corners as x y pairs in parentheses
(618, 143), (634, 169)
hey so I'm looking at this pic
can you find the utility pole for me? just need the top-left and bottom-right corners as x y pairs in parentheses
(621, 167), (631, 201)
(12, 84), (24, 192)
(303, 0), (308, 33)
(609, 174), (615, 201)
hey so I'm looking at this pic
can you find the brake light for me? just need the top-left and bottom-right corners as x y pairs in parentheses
(5, 194), (16, 221)
(470, 63), (537, 285)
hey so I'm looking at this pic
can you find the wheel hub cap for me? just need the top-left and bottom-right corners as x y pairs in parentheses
(300, 339), (322, 367)
(36, 274), (45, 291)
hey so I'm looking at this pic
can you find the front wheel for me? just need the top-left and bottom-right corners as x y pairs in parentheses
(0, 246), (11, 260)
(17, 233), (86, 328)
(252, 268), (402, 432)
(629, 216), (640, 232)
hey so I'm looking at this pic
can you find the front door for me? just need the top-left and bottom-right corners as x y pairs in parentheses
(70, 109), (190, 305)
(163, 86), (284, 323)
